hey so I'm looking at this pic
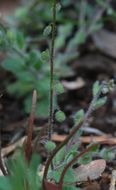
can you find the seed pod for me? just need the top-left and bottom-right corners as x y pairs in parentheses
(55, 110), (66, 123)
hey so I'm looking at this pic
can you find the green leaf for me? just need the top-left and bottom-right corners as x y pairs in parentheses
(64, 168), (76, 183)
(93, 96), (107, 110)
(7, 82), (33, 97)
(89, 22), (103, 33)
(15, 31), (25, 49)
(15, 7), (28, 19)
(55, 24), (73, 49)
(29, 154), (41, 173)
(16, 71), (35, 82)
(49, 168), (76, 184)
(74, 30), (85, 45)
(87, 144), (99, 153)
(28, 50), (43, 69)
(43, 25), (52, 37)
(55, 110), (66, 123)
(54, 147), (65, 165)
(78, 153), (92, 165)
(6, 151), (41, 190)
(24, 95), (49, 117)
(92, 81), (100, 96)
(7, 30), (15, 42)
(99, 148), (116, 161)
(66, 151), (77, 163)
(74, 109), (84, 125)
(36, 77), (50, 94)
(78, 145), (99, 165)
(2, 56), (25, 73)
(63, 186), (80, 190)
(0, 177), (11, 190)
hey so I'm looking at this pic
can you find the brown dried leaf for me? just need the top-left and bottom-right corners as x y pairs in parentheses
(74, 159), (106, 182)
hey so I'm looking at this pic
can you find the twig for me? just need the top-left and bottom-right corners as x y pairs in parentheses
(24, 90), (37, 161)
(109, 170), (116, 190)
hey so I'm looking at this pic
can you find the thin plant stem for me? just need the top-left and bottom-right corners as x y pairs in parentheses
(48, 0), (56, 140)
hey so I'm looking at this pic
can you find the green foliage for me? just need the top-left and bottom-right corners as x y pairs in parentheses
(0, 0), (114, 117)
(0, 152), (41, 190)
(63, 187), (80, 190)
(99, 148), (116, 161)
(93, 96), (107, 110)
(92, 81), (101, 97)
(74, 109), (84, 125)
(1, 49), (51, 117)
(78, 144), (99, 165)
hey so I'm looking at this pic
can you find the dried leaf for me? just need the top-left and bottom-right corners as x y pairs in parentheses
(74, 159), (106, 182)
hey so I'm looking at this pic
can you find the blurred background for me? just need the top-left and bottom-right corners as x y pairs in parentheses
(0, 0), (116, 148)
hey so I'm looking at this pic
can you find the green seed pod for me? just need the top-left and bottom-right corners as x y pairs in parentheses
(55, 110), (66, 123)
(43, 25), (52, 37)
(41, 49), (50, 61)
(44, 140), (56, 152)
(56, 82), (64, 94)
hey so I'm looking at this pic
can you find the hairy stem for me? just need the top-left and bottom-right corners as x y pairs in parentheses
(48, 0), (56, 140)
(42, 121), (83, 189)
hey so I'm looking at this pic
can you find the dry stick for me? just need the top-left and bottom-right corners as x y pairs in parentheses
(0, 131), (7, 175)
(109, 170), (116, 190)
(48, 0), (56, 140)
(58, 144), (98, 190)
(25, 90), (37, 161)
